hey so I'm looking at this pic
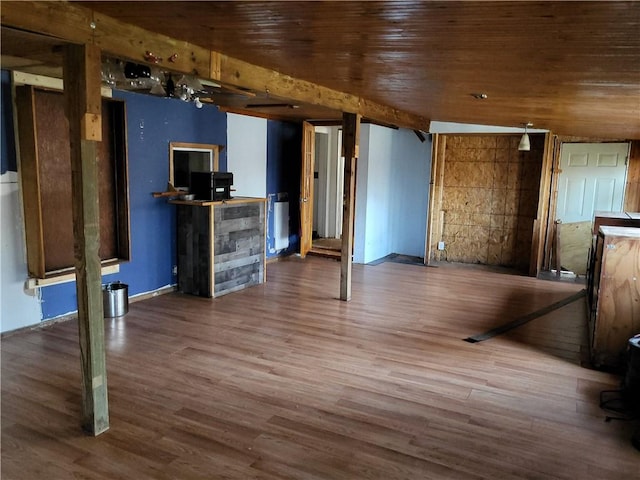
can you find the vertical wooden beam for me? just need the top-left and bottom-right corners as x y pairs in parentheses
(14, 85), (46, 278)
(425, 134), (447, 264)
(425, 133), (445, 264)
(63, 43), (109, 436)
(340, 113), (361, 301)
(543, 136), (562, 271)
(529, 132), (555, 277)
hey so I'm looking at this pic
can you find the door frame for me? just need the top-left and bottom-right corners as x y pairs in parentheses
(313, 126), (344, 241)
(541, 139), (632, 272)
(299, 121), (315, 257)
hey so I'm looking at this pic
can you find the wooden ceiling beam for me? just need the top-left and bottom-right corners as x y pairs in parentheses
(1, 1), (93, 45)
(91, 10), (211, 79)
(1, 1), (211, 78)
(1, 1), (429, 131)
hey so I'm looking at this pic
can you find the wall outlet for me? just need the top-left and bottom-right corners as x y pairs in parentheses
(438, 241), (445, 251)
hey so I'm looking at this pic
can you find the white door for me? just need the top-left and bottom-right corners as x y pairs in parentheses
(557, 142), (629, 223)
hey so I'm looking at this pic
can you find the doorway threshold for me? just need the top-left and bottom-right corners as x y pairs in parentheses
(309, 247), (341, 259)
(368, 253), (425, 266)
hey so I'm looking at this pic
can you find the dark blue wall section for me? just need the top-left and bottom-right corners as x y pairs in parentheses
(40, 90), (227, 319)
(1, 70), (17, 173)
(266, 120), (302, 258)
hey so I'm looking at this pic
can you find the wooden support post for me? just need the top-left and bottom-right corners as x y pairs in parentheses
(63, 44), (109, 436)
(340, 113), (361, 301)
(425, 134), (446, 265)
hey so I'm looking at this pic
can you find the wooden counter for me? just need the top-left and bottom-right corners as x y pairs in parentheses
(587, 211), (640, 309)
(592, 211), (640, 235)
(169, 197), (266, 297)
(589, 226), (640, 369)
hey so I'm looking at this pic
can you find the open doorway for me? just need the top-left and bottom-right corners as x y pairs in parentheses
(311, 126), (344, 256)
(554, 142), (630, 276)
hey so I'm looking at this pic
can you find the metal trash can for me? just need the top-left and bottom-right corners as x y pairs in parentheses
(102, 282), (129, 318)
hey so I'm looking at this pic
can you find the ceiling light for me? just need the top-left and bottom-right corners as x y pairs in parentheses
(518, 123), (533, 151)
(471, 93), (488, 100)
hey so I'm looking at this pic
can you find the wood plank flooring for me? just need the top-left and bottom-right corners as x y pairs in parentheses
(2, 257), (638, 479)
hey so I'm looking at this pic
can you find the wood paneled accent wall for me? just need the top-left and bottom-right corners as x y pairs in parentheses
(429, 134), (544, 272)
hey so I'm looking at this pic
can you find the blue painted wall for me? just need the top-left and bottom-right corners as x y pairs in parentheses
(40, 90), (227, 318)
(266, 120), (302, 258)
(1, 70), (17, 174)
(1, 73), (309, 322)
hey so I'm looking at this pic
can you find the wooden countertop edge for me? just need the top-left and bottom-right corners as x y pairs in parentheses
(168, 197), (267, 206)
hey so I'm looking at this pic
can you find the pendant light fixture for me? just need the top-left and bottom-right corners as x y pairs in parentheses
(518, 123), (533, 151)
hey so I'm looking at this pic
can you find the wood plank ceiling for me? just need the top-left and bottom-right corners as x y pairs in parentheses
(4, 1), (640, 138)
(74, 1), (640, 139)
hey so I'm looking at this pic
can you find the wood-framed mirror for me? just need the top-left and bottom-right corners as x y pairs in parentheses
(169, 142), (223, 190)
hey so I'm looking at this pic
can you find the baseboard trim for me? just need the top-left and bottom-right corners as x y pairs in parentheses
(1, 285), (177, 338)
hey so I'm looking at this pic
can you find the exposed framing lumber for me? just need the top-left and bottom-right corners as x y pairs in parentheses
(340, 113), (361, 301)
(425, 133), (446, 264)
(14, 85), (46, 277)
(542, 136), (562, 271)
(1, 1), (429, 131)
(63, 43), (109, 436)
(529, 132), (555, 277)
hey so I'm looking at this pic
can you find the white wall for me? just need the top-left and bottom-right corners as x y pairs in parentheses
(353, 125), (431, 264)
(331, 129), (344, 238)
(429, 120), (548, 134)
(313, 131), (328, 235)
(389, 128), (431, 257)
(226, 113), (267, 197)
(360, 125), (395, 263)
(353, 125), (370, 264)
(1, 171), (42, 332)
(314, 126), (343, 239)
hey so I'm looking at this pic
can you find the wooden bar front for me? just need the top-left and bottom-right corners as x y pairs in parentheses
(171, 198), (266, 298)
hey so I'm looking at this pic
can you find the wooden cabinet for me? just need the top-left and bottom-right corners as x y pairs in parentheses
(172, 198), (266, 297)
(589, 226), (640, 369)
(587, 212), (640, 309)
(592, 211), (640, 235)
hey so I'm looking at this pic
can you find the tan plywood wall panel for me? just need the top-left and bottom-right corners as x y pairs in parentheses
(558, 221), (592, 275)
(436, 134), (544, 271)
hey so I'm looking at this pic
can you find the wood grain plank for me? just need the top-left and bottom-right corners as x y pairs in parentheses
(2, 258), (637, 479)
(340, 113), (360, 300)
(63, 43), (109, 436)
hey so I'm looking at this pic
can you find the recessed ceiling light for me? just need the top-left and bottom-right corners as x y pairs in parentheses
(471, 93), (488, 100)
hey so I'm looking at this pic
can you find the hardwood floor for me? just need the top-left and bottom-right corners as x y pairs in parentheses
(2, 257), (638, 479)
